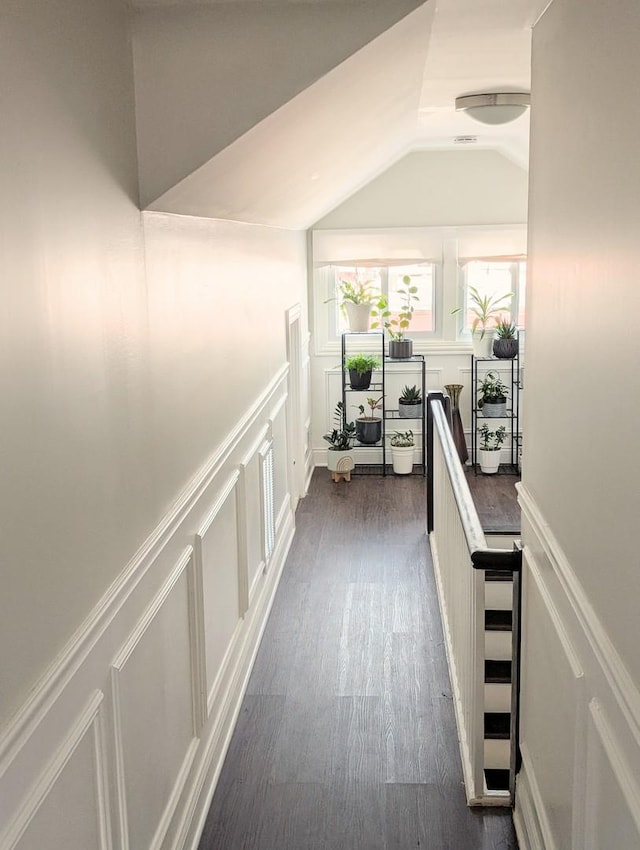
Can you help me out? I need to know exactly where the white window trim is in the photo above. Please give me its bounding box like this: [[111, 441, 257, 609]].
[[455, 259, 526, 341]]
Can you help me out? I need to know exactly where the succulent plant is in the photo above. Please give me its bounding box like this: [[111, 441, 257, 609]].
[[495, 319, 517, 339], [400, 384, 422, 403]]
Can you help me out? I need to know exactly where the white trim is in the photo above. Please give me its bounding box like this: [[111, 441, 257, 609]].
[[172, 509, 296, 850], [518, 483, 640, 748], [0, 691, 108, 850], [514, 757, 550, 850], [186, 549, 208, 733], [110, 548, 195, 850], [0, 365, 290, 776], [588, 698, 640, 835], [149, 738, 199, 850]]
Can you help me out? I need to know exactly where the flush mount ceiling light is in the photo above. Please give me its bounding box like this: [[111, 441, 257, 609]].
[[455, 93, 530, 125]]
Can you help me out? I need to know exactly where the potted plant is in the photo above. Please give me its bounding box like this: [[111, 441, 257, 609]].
[[493, 319, 518, 359], [335, 277, 379, 332], [398, 384, 422, 419], [323, 402, 357, 481], [345, 353, 381, 390], [478, 423, 506, 474], [453, 285, 513, 358], [390, 430, 415, 474], [371, 275, 420, 359], [354, 396, 383, 445], [478, 371, 509, 418]]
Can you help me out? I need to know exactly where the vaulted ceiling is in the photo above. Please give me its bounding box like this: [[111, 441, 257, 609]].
[[129, 0, 550, 228]]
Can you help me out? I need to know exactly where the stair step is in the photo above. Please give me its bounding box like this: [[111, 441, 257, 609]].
[[485, 768, 510, 792], [485, 570, 515, 582], [485, 660, 512, 683], [484, 712, 511, 739]]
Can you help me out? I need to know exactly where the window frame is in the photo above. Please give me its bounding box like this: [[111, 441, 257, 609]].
[[456, 259, 526, 338], [317, 261, 443, 353]]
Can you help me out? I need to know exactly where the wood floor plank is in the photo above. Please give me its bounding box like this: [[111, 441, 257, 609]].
[[198, 471, 518, 850]]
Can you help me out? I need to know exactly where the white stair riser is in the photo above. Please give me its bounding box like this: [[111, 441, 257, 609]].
[[485, 581, 513, 610], [484, 737, 511, 769], [485, 683, 512, 713], [485, 630, 512, 661]]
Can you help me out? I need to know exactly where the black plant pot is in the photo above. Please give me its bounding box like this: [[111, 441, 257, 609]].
[[356, 419, 382, 445], [493, 338, 518, 359], [388, 339, 413, 359], [349, 368, 372, 390]]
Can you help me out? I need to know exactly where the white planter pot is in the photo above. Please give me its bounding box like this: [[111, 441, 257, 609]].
[[478, 449, 501, 474], [344, 302, 371, 332], [327, 449, 355, 480], [472, 331, 494, 358], [391, 445, 415, 475]]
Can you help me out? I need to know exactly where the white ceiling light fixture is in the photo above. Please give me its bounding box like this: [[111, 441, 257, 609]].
[[455, 93, 531, 125]]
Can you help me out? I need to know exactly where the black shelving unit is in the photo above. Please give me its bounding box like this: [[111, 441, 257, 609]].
[[470, 347, 521, 474], [340, 332, 426, 476]]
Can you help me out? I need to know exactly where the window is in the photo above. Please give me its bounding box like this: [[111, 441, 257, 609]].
[[460, 260, 526, 331], [330, 263, 438, 338]]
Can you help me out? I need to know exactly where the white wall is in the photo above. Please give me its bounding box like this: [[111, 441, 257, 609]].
[[515, 0, 640, 847], [313, 150, 529, 229], [0, 2, 308, 848], [131, 0, 425, 206]]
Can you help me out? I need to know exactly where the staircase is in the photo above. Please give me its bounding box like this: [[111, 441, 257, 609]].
[[483, 565, 515, 794]]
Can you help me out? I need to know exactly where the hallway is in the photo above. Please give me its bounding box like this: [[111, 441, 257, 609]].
[[198, 472, 518, 849]]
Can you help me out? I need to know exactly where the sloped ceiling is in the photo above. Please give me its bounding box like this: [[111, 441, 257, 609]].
[[131, 0, 551, 228]]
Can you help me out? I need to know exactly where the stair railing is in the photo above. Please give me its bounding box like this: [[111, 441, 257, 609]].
[[426, 392, 522, 804]]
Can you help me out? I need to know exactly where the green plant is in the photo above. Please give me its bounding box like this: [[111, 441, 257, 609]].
[[323, 402, 356, 451], [478, 370, 509, 406], [399, 384, 422, 403], [453, 285, 513, 338], [478, 423, 506, 451], [336, 278, 378, 306], [355, 396, 383, 420], [495, 319, 517, 339], [390, 430, 415, 447], [371, 276, 419, 340], [345, 353, 381, 376]]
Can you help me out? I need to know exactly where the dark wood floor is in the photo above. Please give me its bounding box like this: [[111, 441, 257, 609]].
[[198, 471, 518, 850], [465, 468, 521, 535]]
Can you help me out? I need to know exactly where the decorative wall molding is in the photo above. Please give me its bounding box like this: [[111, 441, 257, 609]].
[[587, 699, 640, 836], [516, 484, 640, 850], [0, 691, 109, 850], [518, 483, 640, 747], [0, 365, 290, 777], [514, 750, 555, 850], [173, 508, 296, 850], [110, 548, 197, 850]]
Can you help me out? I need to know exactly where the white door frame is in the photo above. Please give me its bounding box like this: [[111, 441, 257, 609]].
[[285, 304, 307, 505]]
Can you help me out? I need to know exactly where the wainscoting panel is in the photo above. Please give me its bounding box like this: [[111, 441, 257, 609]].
[[583, 700, 640, 850], [2, 692, 109, 850], [270, 395, 290, 536], [195, 474, 243, 715], [0, 365, 297, 850], [111, 549, 197, 850], [514, 483, 640, 850]]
